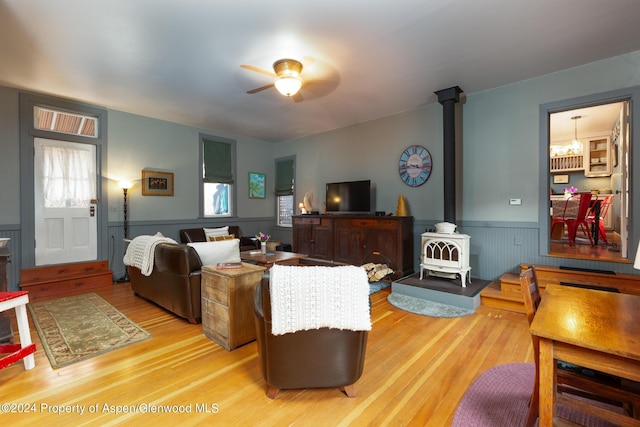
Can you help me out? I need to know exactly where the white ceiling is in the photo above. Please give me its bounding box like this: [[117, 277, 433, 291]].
[[2, 0, 640, 142], [550, 103, 625, 143]]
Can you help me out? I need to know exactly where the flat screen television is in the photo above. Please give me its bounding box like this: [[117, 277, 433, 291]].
[[325, 180, 371, 214]]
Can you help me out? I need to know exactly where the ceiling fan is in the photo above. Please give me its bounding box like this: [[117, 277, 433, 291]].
[[241, 58, 306, 98]]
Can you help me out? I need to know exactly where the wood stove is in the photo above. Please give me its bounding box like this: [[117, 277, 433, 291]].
[[419, 231, 471, 287]]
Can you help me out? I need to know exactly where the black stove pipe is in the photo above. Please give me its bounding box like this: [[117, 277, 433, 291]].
[[435, 86, 463, 224]]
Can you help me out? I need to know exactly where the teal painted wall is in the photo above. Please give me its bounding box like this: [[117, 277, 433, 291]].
[[273, 51, 640, 279], [2, 50, 640, 288], [105, 109, 274, 222]]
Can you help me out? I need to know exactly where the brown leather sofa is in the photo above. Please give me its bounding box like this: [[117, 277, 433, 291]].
[[129, 242, 203, 324], [179, 226, 258, 252], [253, 273, 369, 399]]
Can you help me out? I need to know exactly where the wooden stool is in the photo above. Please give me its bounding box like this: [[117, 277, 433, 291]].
[[0, 292, 35, 370]]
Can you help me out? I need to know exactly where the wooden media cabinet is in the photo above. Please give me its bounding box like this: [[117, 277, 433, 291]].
[[292, 215, 414, 277]]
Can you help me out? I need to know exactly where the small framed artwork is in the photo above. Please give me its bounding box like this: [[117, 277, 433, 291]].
[[142, 170, 174, 196], [553, 174, 569, 184], [248, 172, 265, 199]]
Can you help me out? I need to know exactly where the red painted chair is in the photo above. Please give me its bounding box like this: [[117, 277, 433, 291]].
[[564, 193, 595, 246], [0, 291, 36, 371], [550, 197, 573, 241]]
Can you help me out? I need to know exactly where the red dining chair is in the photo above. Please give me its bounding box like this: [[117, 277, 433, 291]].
[[585, 194, 613, 244], [565, 193, 595, 246], [550, 197, 574, 241]]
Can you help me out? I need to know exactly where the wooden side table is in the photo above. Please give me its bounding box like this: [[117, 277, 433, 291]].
[[201, 263, 266, 351]]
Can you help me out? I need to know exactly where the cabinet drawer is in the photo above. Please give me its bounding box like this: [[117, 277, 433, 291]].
[[202, 298, 230, 326], [376, 219, 398, 228], [351, 219, 376, 227], [202, 276, 229, 305], [294, 217, 320, 225]]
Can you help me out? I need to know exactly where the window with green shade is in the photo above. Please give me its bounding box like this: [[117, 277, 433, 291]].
[[201, 135, 236, 217]]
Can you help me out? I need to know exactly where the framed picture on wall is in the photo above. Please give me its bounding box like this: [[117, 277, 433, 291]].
[[142, 170, 174, 196], [553, 174, 569, 184], [248, 172, 265, 199]]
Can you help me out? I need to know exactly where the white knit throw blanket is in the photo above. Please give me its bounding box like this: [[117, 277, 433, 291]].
[[269, 264, 372, 336], [123, 234, 177, 276]]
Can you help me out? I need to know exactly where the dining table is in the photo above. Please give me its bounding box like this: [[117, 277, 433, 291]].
[[530, 284, 640, 427]]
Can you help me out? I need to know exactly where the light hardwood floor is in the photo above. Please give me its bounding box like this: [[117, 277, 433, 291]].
[[1, 283, 533, 426]]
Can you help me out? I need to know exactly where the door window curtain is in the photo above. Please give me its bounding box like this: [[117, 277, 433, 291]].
[[275, 158, 294, 196], [41, 145, 95, 208], [203, 138, 234, 184]]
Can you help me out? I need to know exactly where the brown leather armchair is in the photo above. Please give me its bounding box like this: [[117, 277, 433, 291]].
[[253, 273, 369, 399]]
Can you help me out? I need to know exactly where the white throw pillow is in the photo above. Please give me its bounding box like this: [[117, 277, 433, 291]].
[[188, 239, 240, 266], [203, 226, 230, 240]]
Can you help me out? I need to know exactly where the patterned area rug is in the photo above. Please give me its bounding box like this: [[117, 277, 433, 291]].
[[387, 292, 474, 318], [451, 363, 622, 427], [27, 293, 151, 369]]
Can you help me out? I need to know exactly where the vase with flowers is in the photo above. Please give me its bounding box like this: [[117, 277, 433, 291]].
[[256, 232, 270, 254], [563, 186, 578, 199]]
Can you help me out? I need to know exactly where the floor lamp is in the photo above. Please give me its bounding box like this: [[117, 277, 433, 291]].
[[115, 181, 133, 283]]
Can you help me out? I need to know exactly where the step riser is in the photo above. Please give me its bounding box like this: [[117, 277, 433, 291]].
[[20, 260, 112, 301], [480, 263, 640, 312]]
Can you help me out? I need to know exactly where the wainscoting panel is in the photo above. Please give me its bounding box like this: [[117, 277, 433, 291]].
[[3, 219, 635, 290], [413, 220, 636, 282]]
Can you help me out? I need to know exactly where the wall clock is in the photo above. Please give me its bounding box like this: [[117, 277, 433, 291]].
[[398, 145, 432, 187]]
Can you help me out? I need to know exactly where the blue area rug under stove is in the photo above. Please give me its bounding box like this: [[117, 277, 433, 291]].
[[387, 292, 474, 318]]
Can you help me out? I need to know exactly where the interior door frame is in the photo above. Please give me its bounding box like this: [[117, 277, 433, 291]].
[[19, 92, 109, 268], [538, 86, 640, 262]]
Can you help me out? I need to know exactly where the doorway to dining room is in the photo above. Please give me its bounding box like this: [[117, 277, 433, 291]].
[[548, 101, 628, 262]]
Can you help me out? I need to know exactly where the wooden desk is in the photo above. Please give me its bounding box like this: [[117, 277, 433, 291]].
[[530, 284, 640, 426], [240, 250, 308, 269]]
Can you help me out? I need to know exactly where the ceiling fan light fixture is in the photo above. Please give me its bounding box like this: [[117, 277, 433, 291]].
[[273, 59, 303, 96], [275, 75, 302, 96]]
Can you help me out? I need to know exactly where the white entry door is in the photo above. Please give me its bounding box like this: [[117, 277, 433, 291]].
[[34, 138, 98, 266]]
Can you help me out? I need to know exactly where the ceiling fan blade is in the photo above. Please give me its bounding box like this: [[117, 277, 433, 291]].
[[300, 56, 315, 69], [241, 64, 276, 77], [246, 83, 275, 94], [292, 92, 304, 103]]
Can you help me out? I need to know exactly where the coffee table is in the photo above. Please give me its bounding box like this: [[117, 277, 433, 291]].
[[240, 250, 308, 269]]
